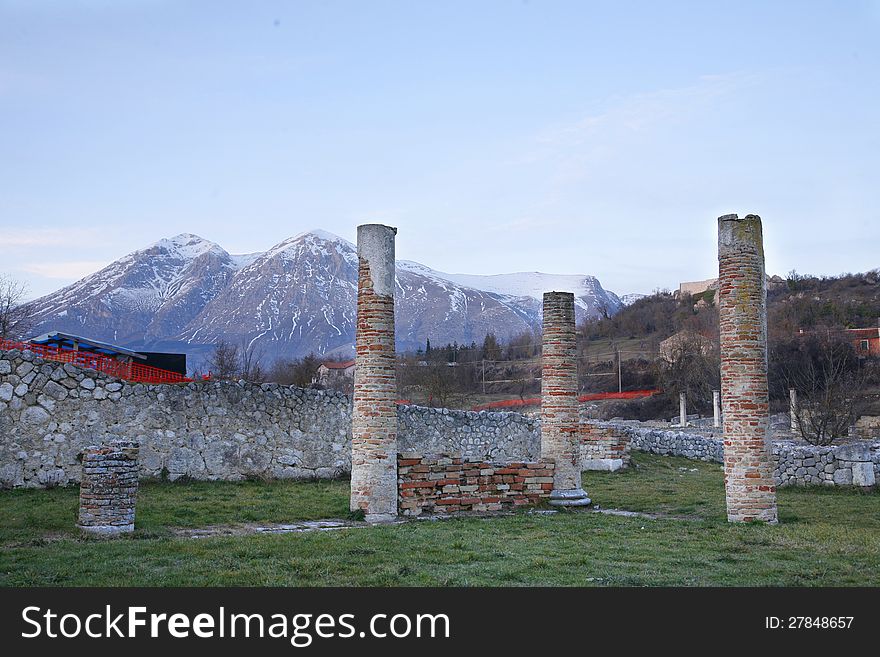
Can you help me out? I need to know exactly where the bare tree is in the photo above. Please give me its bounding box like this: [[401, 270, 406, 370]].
[[269, 353, 323, 388], [779, 331, 867, 445], [0, 274, 35, 340], [205, 338, 269, 382], [207, 340, 241, 380], [238, 338, 266, 383], [658, 331, 720, 415]]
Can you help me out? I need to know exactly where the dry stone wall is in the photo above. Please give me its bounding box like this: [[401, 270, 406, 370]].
[[4, 349, 875, 491], [0, 349, 538, 488], [618, 423, 878, 488]]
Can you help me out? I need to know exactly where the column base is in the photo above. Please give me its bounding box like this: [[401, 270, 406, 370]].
[[78, 524, 134, 535], [582, 458, 626, 472], [548, 488, 592, 507], [364, 513, 398, 524]]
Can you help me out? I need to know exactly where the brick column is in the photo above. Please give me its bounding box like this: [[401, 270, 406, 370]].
[[718, 213, 778, 523], [77, 439, 139, 535], [541, 292, 591, 507], [350, 224, 398, 521]]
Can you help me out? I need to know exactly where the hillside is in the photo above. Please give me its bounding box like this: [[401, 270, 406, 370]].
[[581, 271, 880, 345]]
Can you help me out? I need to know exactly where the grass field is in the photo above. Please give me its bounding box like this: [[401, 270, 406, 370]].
[[1, 453, 878, 586]]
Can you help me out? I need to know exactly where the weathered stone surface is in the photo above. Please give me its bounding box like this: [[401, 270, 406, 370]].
[[398, 454, 554, 516], [620, 422, 879, 489], [541, 291, 589, 506], [78, 439, 139, 534], [43, 380, 69, 401], [19, 405, 50, 428], [350, 223, 399, 520], [1, 349, 540, 489], [718, 213, 778, 523], [852, 462, 876, 487]]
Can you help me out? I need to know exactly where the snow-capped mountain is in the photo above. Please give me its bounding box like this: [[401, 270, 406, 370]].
[[24, 230, 623, 366], [25, 234, 240, 346]]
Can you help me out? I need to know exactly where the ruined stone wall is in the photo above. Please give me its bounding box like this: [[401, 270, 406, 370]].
[[618, 424, 879, 488], [853, 416, 880, 440], [7, 348, 874, 491], [397, 453, 554, 517], [0, 349, 538, 488], [580, 421, 632, 470], [78, 439, 139, 534]]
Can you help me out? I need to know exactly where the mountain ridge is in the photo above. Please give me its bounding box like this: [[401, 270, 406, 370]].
[[24, 230, 624, 367]]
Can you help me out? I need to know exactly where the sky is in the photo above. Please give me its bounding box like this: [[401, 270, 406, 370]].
[[2, 0, 879, 300]]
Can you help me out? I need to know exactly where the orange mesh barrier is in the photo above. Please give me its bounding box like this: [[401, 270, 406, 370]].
[[471, 389, 659, 412]]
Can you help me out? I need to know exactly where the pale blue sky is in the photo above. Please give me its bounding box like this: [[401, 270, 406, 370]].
[[2, 0, 879, 299]]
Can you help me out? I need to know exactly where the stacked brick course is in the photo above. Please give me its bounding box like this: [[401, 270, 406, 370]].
[[580, 421, 631, 471], [398, 453, 555, 516], [541, 292, 590, 506], [77, 439, 139, 534], [718, 213, 778, 523], [350, 224, 399, 521]]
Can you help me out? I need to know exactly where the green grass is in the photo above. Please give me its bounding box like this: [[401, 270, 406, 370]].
[[0, 478, 351, 545], [1, 454, 878, 586]]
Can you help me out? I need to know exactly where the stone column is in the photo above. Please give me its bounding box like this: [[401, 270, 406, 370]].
[[718, 214, 778, 523], [78, 439, 139, 535], [679, 392, 687, 426], [541, 292, 591, 507], [713, 390, 721, 428], [350, 224, 398, 522], [789, 388, 798, 434]]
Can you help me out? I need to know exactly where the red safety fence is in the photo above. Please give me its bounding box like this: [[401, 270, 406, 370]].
[[471, 389, 659, 412], [0, 337, 192, 385]]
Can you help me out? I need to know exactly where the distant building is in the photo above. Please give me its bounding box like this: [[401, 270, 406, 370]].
[[847, 327, 880, 358], [678, 275, 784, 298], [659, 330, 714, 362], [28, 331, 187, 377], [316, 359, 356, 386], [29, 331, 146, 364], [678, 278, 718, 297]]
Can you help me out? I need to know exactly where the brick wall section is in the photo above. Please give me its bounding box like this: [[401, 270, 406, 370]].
[[77, 439, 139, 534], [398, 453, 555, 517], [580, 421, 631, 465], [541, 292, 588, 505], [350, 224, 399, 520], [718, 214, 778, 523]]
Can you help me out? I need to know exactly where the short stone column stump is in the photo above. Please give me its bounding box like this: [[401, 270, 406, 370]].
[[77, 439, 140, 535]]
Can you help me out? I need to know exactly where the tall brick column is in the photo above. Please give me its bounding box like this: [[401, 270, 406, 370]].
[[78, 439, 139, 535], [350, 224, 398, 521], [718, 214, 778, 523], [541, 292, 591, 507]]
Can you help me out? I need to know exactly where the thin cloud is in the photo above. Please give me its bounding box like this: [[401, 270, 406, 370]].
[[20, 260, 109, 280], [0, 228, 106, 248]]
